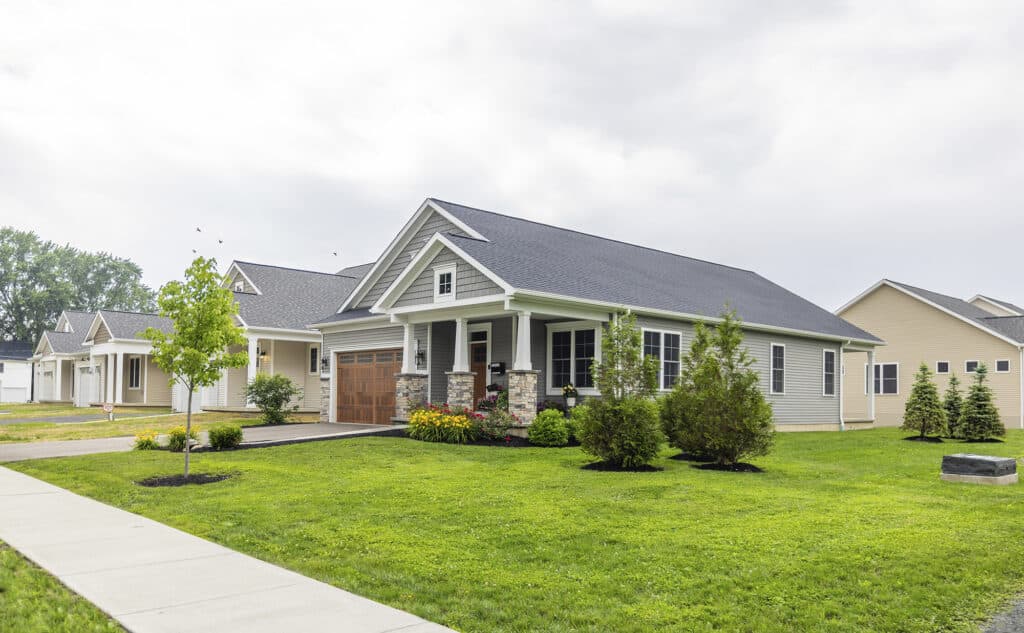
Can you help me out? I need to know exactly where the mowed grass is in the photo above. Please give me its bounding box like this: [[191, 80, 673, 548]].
[[10, 429, 1024, 632], [0, 412, 319, 443], [0, 403, 165, 420], [0, 541, 122, 632]]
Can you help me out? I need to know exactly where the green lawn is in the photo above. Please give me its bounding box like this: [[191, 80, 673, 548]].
[[0, 541, 122, 632], [0, 403, 167, 420], [9, 429, 1024, 632]]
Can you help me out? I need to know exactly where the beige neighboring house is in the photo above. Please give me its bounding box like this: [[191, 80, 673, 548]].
[[837, 280, 1024, 429], [32, 310, 95, 403]]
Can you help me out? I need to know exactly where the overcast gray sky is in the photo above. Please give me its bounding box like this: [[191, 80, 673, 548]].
[[2, 1, 1021, 311]]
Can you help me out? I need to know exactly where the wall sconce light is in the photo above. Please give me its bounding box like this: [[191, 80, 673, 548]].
[[320, 356, 330, 373]]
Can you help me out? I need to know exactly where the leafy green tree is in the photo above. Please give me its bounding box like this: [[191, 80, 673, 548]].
[[959, 364, 1005, 441], [143, 257, 248, 477], [663, 311, 774, 466], [0, 227, 155, 343], [900, 363, 946, 438], [943, 374, 965, 439], [577, 311, 663, 468], [245, 373, 301, 424]]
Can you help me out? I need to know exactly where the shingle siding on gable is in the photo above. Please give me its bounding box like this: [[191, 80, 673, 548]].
[[635, 315, 841, 425], [356, 211, 466, 309], [392, 247, 503, 308], [92, 322, 112, 344], [230, 271, 257, 294]]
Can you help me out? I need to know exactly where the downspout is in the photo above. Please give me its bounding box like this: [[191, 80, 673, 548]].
[[839, 341, 849, 431]]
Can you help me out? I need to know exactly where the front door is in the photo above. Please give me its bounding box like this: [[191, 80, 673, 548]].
[[470, 342, 488, 407]]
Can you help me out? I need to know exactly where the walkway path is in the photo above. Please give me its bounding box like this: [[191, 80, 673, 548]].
[[0, 423, 405, 462], [0, 466, 452, 633]]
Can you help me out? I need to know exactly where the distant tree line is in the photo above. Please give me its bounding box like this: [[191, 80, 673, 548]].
[[0, 227, 156, 343]]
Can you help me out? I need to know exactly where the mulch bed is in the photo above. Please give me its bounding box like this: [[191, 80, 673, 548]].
[[581, 461, 664, 472], [903, 436, 944, 443], [961, 438, 1006, 443], [671, 452, 717, 462], [136, 473, 233, 487], [693, 462, 764, 473]]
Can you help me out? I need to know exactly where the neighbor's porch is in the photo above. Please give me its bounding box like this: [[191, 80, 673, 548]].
[[204, 332, 322, 413], [86, 342, 171, 408]]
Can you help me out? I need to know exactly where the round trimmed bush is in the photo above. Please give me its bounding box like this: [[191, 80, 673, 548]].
[[576, 398, 663, 468], [528, 409, 570, 447], [167, 426, 199, 452], [208, 424, 243, 450]]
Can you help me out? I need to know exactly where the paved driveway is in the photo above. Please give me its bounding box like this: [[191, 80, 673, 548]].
[[0, 423, 404, 462]]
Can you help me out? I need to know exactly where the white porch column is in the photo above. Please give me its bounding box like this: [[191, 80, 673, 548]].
[[402, 322, 417, 374], [246, 337, 258, 408], [867, 349, 876, 422], [106, 353, 115, 403], [54, 359, 64, 402], [514, 311, 533, 371], [143, 355, 149, 403], [452, 318, 469, 372], [114, 352, 124, 404]]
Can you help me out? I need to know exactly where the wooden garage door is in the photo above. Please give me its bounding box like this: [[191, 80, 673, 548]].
[[336, 349, 402, 425]]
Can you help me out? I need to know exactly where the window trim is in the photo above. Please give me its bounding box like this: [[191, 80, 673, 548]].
[[433, 264, 456, 303], [822, 349, 836, 397], [965, 360, 979, 373], [995, 359, 1011, 373], [546, 321, 602, 396], [935, 361, 950, 374], [641, 328, 683, 391], [865, 362, 899, 395], [768, 343, 786, 395], [308, 344, 320, 375], [127, 355, 142, 390]]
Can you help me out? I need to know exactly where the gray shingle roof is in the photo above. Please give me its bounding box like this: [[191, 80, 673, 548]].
[[312, 307, 378, 326], [0, 341, 33, 361], [99, 310, 173, 340], [427, 199, 880, 342], [63, 310, 97, 335], [233, 262, 363, 330], [337, 263, 374, 280], [43, 331, 87, 355], [887, 280, 1024, 344], [976, 295, 1024, 315]]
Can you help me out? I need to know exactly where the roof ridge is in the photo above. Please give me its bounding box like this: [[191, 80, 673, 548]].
[[100, 309, 163, 317], [234, 260, 342, 277], [430, 198, 758, 276]]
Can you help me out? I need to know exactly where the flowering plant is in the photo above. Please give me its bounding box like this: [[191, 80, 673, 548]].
[[562, 383, 579, 399], [407, 404, 482, 443]]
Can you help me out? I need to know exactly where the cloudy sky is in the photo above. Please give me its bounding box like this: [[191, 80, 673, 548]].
[[1, 1, 1021, 311]]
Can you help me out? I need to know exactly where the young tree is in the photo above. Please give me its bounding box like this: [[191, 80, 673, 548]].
[[144, 257, 248, 478], [900, 363, 946, 438], [577, 311, 663, 468], [943, 374, 964, 439], [959, 364, 1005, 441], [663, 311, 774, 466]]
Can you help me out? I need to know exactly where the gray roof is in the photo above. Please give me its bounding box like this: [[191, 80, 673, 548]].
[[98, 310, 173, 340], [337, 263, 374, 280], [976, 295, 1024, 315], [233, 262, 363, 330], [424, 199, 880, 342], [312, 307, 379, 326], [42, 331, 87, 355], [0, 341, 33, 361], [887, 280, 1024, 344], [63, 310, 97, 335]]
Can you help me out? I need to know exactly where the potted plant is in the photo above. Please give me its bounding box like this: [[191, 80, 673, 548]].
[[562, 383, 579, 408]]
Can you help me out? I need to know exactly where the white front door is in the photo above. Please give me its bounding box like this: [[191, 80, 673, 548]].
[[76, 366, 96, 407]]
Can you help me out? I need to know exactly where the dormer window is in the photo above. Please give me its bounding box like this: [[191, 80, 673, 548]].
[[234, 280, 245, 292], [433, 265, 456, 302]]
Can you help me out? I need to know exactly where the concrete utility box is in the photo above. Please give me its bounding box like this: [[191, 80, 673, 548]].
[[940, 454, 1018, 485]]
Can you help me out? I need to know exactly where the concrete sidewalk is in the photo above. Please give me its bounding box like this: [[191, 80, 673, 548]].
[[0, 466, 453, 633], [0, 423, 406, 462]]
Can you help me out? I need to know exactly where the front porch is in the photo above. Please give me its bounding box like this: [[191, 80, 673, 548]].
[[86, 343, 172, 408]]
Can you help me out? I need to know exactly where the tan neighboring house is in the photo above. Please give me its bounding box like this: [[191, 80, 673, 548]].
[[837, 280, 1024, 429], [32, 310, 95, 403]]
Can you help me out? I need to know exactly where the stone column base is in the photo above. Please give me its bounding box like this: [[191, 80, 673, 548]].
[[395, 373, 429, 421], [319, 377, 331, 423], [445, 371, 476, 410], [508, 370, 540, 424]]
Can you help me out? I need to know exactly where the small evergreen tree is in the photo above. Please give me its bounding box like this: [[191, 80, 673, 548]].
[[943, 374, 964, 439], [245, 373, 301, 424], [900, 363, 946, 438], [959, 364, 1004, 441], [661, 322, 713, 457]]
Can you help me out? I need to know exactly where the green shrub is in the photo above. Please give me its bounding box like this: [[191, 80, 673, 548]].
[[407, 404, 481, 443], [245, 373, 301, 424], [565, 406, 584, 442], [577, 398, 663, 468], [478, 408, 518, 441], [167, 425, 199, 452], [133, 429, 160, 451], [960, 364, 1004, 441], [528, 409, 570, 446], [901, 363, 947, 438], [208, 424, 243, 450], [944, 374, 965, 439]]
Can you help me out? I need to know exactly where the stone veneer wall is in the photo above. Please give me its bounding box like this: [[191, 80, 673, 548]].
[[395, 373, 428, 421], [319, 377, 330, 423], [508, 370, 539, 424], [445, 372, 476, 409]]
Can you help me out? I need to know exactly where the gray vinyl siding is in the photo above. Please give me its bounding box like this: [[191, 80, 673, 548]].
[[323, 326, 404, 353], [393, 247, 503, 308], [430, 321, 454, 402], [230, 271, 258, 294], [357, 211, 466, 309], [635, 315, 841, 425]]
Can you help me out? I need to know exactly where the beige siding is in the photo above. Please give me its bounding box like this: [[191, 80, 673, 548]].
[[356, 211, 465, 309], [92, 322, 112, 344], [303, 343, 322, 409], [226, 344, 248, 407], [145, 357, 172, 405], [270, 340, 312, 408], [392, 246, 503, 308], [840, 284, 1021, 428]]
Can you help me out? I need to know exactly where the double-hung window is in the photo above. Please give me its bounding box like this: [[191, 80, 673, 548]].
[[433, 265, 456, 302], [770, 344, 785, 394], [936, 361, 949, 374], [643, 330, 681, 389], [309, 345, 320, 374], [547, 322, 600, 394], [866, 363, 898, 394], [128, 356, 142, 390], [822, 349, 836, 396]]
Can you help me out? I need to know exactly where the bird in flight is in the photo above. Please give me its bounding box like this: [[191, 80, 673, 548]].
[[196, 227, 202, 232]]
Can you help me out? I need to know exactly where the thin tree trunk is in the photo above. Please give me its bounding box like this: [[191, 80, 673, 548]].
[[185, 386, 192, 479]]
